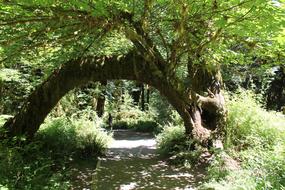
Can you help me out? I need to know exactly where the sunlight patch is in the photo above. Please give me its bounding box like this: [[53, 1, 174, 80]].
[[119, 182, 137, 190]]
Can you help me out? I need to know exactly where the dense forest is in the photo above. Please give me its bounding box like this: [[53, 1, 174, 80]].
[[0, 0, 284, 189]]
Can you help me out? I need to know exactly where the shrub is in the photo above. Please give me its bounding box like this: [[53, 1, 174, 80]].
[[37, 117, 78, 156], [225, 91, 283, 149], [133, 120, 158, 133], [38, 112, 112, 157], [156, 123, 186, 156], [203, 90, 285, 190], [109, 105, 159, 132], [71, 115, 112, 156], [0, 140, 71, 190], [156, 123, 202, 167], [104, 91, 160, 133], [0, 112, 112, 189]]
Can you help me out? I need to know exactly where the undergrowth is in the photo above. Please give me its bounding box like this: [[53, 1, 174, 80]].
[[105, 92, 159, 133], [0, 111, 112, 190], [155, 90, 285, 189], [111, 108, 158, 132], [156, 123, 202, 167], [0, 115, 12, 127], [202, 91, 285, 190], [38, 112, 112, 157]]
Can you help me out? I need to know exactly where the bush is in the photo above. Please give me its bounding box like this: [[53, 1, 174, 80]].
[[0, 112, 112, 189], [156, 123, 186, 156], [225, 91, 283, 149], [103, 90, 160, 133], [37, 117, 78, 156], [156, 123, 201, 167], [38, 112, 112, 157], [133, 120, 158, 132], [203, 90, 285, 190], [72, 115, 112, 156], [0, 139, 71, 190], [108, 102, 159, 133]]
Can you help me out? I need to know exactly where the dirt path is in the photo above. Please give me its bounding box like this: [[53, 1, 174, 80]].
[[91, 130, 206, 190]]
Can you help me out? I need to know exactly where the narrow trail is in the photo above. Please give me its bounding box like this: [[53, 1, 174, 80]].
[[92, 129, 206, 190]]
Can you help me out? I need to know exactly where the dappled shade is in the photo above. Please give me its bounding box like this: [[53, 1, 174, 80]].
[[70, 130, 206, 189]]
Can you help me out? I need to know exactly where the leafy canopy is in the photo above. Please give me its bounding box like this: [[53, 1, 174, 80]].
[[0, 0, 284, 73]]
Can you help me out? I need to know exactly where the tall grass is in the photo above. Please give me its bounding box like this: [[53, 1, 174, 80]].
[[0, 111, 112, 189], [156, 123, 186, 156], [156, 123, 202, 167], [203, 91, 285, 190], [38, 113, 112, 157]]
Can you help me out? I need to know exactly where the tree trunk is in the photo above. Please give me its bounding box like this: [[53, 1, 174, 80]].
[[187, 61, 227, 147], [141, 83, 145, 111], [96, 80, 107, 117], [145, 84, 150, 110], [132, 82, 141, 106], [266, 66, 285, 111], [1, 52, 195, 139]]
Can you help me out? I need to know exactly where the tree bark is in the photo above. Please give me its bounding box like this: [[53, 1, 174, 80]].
[[187, 60, 227, 147], [96, 80, 107, 117], [266, 66, 285, 111], [1, 52, 195, 139], [132, 82, 141, 106], [146, 84, 150, 110], [141, 83, 145, 111]]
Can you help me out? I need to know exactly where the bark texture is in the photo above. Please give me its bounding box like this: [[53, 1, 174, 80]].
[[96, 80, 107, 117], [1, 52, 195, 139], [2, 50, 227, 148], [187, 62, 227, 147]]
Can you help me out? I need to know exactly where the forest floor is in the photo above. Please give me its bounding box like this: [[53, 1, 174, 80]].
[[70, 129, 207, 190]]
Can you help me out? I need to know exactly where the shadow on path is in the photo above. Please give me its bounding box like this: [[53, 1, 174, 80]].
[[91, 129, 206, 190]]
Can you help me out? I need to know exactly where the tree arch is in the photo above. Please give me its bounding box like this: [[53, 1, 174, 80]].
[[2, 51, 196, 140], [0, 0, 282, 149]]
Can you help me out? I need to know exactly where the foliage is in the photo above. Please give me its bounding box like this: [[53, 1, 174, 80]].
[[222, 63, 285, 111], [150, 90, 184, 126], [0, 0, 285, 188], [71, 114, 112, 156], [265, 66, 285, 111], [225, 90, 284, 149], [0, 115, 12, 127], [0, 139, 71, 190], [203, 90, 285, 189], [156, 123, 202, 167], [38, 111, 112, 157], [0, 66, 43, 114], [105, 90, 159, 132], [111, 107, 158, 132], [0, 112, 112, 189], [156, 123, 186, 155], [0, 0, 283, 85]]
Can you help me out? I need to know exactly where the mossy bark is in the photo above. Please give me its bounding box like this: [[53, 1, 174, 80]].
[[187, 62, 227, 147], [2, 51, 227, 148], [1, 52, 194, 139]]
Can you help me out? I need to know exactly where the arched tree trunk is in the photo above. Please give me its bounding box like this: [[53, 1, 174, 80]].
[[1, 52, 195, 139]]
